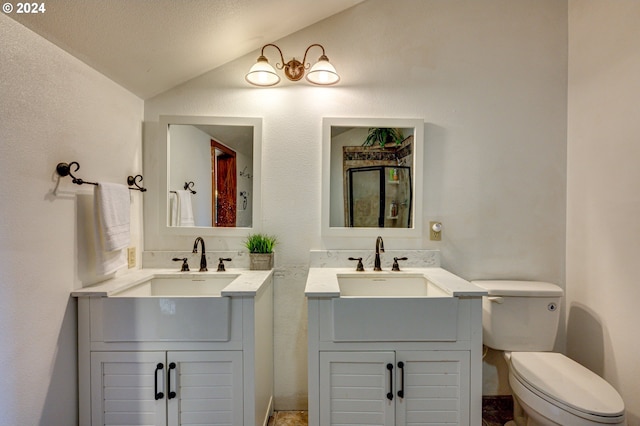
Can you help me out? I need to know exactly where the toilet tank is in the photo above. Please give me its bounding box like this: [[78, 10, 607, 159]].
[[472, 280, 563, 352]]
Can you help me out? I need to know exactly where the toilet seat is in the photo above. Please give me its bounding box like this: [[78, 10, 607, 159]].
[[510, 352, 625, 423]]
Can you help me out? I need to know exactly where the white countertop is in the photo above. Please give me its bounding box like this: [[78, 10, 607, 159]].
[[71, 268, 273, 297], [304, 267, 488, 298]]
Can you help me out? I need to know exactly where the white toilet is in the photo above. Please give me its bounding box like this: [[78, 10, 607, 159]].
[[473, 280, 626, 426]]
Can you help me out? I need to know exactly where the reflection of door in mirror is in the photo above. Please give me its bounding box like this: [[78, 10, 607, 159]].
[[212, 140, 236, 227], [167, 122, 254, 228]]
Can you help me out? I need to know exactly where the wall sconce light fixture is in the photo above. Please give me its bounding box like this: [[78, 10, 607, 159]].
[[245, 43, 340, 87]]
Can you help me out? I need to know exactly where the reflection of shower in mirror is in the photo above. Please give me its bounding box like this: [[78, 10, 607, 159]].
[[322, 117, 424, 237]]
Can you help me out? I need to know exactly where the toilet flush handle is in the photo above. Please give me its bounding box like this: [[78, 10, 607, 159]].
[[488, 296, 504, 304]]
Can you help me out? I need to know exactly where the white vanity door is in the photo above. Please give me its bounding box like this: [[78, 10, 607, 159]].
[[320, 351, 395, 426], [91, 351, 167, 426], [395, 350, 470, 426], [166, 351, 243, 426], [90, 351, 243, 426]]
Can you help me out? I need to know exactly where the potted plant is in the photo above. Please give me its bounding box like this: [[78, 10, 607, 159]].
[[363, 127, 405, 147], [244, 233, 277, 270]]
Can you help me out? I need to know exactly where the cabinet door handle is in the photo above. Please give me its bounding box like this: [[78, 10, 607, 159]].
[[154, 363, 164, 400], [386, 363, 394, 401], [167, 362, 177, 399], [397, 361, 405, 398]]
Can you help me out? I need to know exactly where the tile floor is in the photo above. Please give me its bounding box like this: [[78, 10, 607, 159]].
[[267, 411, 308, 426], [482, 395, 514, 425], [268, 396, 513, 425]]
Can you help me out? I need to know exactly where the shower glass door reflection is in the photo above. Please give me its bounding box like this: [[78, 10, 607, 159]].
[[347, 166, 412, 228]]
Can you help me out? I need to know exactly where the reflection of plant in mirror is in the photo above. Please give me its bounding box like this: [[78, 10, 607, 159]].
[[363, 128, 405, 147], [244, 233, 278, 253]]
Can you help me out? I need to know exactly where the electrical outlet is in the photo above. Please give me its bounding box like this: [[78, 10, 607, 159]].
[[430, 221, 442, 241], [127, 247, 136, 268]]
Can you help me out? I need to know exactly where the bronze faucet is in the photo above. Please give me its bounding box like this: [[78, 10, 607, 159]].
[[374, 236, 385, 271], [192, 237, 208, 272]]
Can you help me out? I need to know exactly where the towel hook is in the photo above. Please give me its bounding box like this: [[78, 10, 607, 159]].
[[184, 181, 196, 194], [56, 161, 97, 186], [128, 175, 147, 192]]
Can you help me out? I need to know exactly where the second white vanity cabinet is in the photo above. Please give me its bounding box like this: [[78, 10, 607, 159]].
[[320, 350, 470, 425], [305, 259, 487, 426]]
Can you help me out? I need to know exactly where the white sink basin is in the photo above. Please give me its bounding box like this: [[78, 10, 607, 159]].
[[112, 275, 239, 297], [100, 274, 238, 342], [337, 273, 451, 297], [332, 272, 457, 342], [306, 266, 488, 343]]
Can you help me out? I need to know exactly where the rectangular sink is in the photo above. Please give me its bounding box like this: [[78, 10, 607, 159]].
[[112, 275, 239, 297], [332, 273, 458, 342], [337, 274, 450, 297], [98, 274, 237, 342]]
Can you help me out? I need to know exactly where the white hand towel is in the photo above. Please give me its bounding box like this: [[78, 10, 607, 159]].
[[94, 183, 130, 275], [95, 183, 131, 250], [169, 192, 179, 226], [93, 236, 127, 276], [176, 190, 195, 227]]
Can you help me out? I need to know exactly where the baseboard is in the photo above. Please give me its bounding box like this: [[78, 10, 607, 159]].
[[262, 396, 275, 426]]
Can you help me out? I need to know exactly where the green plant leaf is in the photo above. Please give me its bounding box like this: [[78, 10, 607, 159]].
[[363, 128, 405, 147], [244, 233, 278, 253]]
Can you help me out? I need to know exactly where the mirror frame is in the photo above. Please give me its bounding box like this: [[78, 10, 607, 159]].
[[322, 117, 424, 238], [158, 115, 262, 237]]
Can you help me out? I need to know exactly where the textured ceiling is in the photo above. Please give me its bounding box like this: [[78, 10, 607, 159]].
[[9, 0, 362, 99]]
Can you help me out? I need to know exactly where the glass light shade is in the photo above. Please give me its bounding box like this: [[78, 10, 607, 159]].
[[306, 58, 340, 85], [245, 57, 280, 86]]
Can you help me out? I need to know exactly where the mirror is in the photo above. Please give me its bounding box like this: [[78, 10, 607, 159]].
[[159, 115, 262, 236], [322, 117, 424, 238]]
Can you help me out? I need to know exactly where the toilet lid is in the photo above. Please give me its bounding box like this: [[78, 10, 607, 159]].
[[510, 352, 625, 417], [472, 280, 563, 297]]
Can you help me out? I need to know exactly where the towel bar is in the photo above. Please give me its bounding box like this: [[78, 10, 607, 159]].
[[170, 182, 196, 195], [56, 161, 147, 192]]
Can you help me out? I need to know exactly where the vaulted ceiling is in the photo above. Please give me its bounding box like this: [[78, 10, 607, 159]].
[[9, 0, 363, 99]]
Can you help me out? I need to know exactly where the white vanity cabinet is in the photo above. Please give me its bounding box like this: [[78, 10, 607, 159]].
[[319, 350, 470, 426], [305, 263, 487, 426], [90, 351, 243, 426], [73, 269, 274, 426]]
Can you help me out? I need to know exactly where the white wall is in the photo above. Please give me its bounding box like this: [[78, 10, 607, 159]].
[[567, 1, 640, 422], [169, 125, 213, 225], [145, 0, 567, 408], [0, 14, 143, 425]]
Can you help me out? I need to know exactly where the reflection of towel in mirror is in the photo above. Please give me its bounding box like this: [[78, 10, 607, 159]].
[[94, 183, 130, 275], [169, 192, 179, 226], [170, 190, 195, 227]]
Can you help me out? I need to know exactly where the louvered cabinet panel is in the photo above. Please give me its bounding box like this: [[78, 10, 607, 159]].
[[396, 351, 470, 426], [91, 351, 167, 426], [91, 351, 243, 426], [319, 351, 470, 426], [320, 351, 395, 426], [167, 351, 243, 426]]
